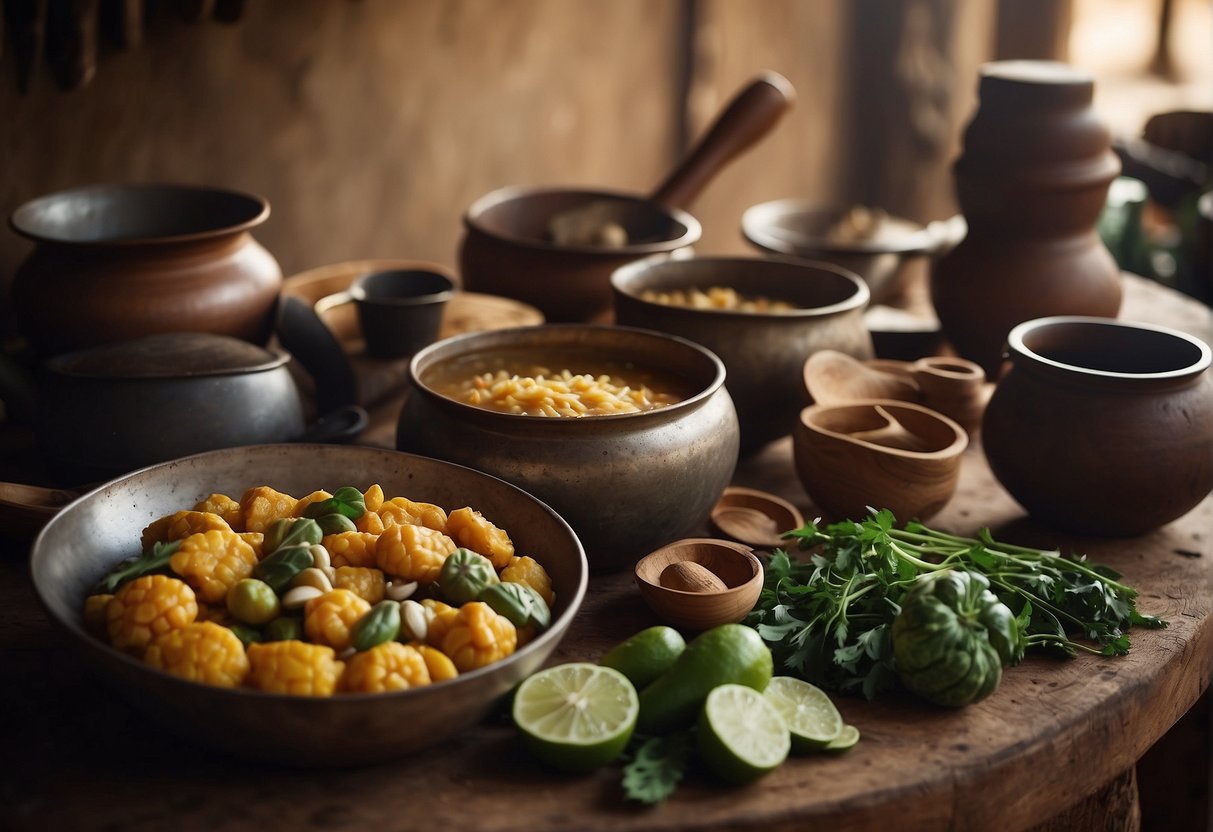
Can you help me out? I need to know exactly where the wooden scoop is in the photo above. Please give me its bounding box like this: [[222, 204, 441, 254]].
[[803, 349, 922, 405], [547, 71, 795, 246]]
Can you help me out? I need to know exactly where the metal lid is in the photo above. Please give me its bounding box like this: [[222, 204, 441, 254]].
[[47, 332, 289, 379]]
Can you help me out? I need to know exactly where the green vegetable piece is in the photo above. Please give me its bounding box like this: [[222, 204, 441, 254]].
[[891, 569, 1019, 707], [316, 513, 358, 536], [480, 581, 550, 630], [301, 487, 366, 521], [352, 600, 401, 652], [94, 540, 183, 594], [228, 623, 262, 647], [226, 578, 282, 626], [621, 732, 692, 805], [438, 548, 499, 606], [253, 545, 316, 594], [263, 616, 303, 642], [262, 517, 323, 556]]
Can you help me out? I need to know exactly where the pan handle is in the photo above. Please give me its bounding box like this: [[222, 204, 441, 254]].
[[649, 71, 795, 211], [294, 404, 369, 444]]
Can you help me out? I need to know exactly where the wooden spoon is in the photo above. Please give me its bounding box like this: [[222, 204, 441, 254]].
[[803, 349, 922, 405], [547, 72, 795, 245], [710, 486, 805, 548]]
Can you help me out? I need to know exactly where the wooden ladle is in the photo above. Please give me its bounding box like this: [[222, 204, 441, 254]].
[[803, 349, 922, 405]]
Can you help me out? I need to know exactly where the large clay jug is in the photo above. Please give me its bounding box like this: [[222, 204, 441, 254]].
[[9, 183, 282, 355], [932, 61, 1123, 376]]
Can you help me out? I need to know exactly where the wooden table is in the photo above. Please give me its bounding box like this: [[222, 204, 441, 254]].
[[1, 275, 1210, 831]]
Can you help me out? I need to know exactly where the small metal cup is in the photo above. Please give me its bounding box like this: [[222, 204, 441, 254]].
[[317, 267, 455, 359]]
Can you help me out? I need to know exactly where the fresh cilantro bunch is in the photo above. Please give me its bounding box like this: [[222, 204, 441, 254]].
[[745, 509, 1167, 699]]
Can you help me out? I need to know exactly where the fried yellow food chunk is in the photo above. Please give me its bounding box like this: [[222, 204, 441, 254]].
[[144, 621, 250, 687], [421, 599, 459, 648], [376, 524, 457, 584], [238, 532, 265, 560], [500, 555, 555, 607], [363, 484, 386, 513], [194, 602, 235, 626], [355, 509, 386, 535], [439, 601, 517, 672], [379, 497, 448, 533], [292, 489, 333, 518], [245, 640, 344, 696], [169, 529, 259, 605], [192, 494, 244, 531], [332, 566, 386, 604], [106, 575, 198, 655], [140, 510, 232, 551], [239, 486, 298, 534], [323, 532, 378, 569], [446, 507, 514, 569], [303, 588, 372, 651], [413, 643, 459, 682], [341, 642, 432, 693]]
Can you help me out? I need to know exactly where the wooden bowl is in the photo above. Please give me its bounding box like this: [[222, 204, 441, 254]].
[[794, 400, 968, 523], [709, 486, 805, 548], [29, 444, 588, 765], [634, 538, 763, 632]]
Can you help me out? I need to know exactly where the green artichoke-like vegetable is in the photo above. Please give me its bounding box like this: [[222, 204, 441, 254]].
[[438, 548, 499, 605], [891, 569, 1022, 707]]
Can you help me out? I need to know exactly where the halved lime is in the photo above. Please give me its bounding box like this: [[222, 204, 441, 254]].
[[697, 683, 790, 784], [512, 662, 639, 773], [824, 723, 861, 752], [762, 676, 845, 752], [600, 625, 686, 689]]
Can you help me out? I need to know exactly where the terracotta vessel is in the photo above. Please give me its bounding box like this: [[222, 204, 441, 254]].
[[9, 183, 282, 354], [982, 316, 1213, 536], [931, 61, 1123, 376], [794, 400, 968, 523]]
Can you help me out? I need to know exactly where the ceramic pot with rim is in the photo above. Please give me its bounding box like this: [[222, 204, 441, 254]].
[[931, 61, 1123, 377], [982, 316, 1213, 536], [9, 183, 282, 355]]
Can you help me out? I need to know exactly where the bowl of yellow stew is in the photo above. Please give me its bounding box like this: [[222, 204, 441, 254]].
[[30, 444, 587, 765], [396, 324, 741, 571]]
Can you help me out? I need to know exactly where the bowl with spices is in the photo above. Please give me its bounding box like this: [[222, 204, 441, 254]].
[[611, 254, 874, 454], [396, 324, 740, 571], [30, 443, 587, 765]]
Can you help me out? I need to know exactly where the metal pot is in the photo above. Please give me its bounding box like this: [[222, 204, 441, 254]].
[[2, 332, 364, 480]]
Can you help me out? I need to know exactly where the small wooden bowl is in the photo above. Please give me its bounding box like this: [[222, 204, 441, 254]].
[[634, 538, 763, 632], [710, 486, 805, 548]]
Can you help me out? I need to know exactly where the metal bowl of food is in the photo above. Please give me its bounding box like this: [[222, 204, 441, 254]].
[[29, 444, 587, 765], [396, 324, 741, 571]]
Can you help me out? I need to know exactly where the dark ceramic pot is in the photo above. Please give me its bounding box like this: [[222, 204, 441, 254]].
[[982, 316, 1213, 536], [10, 183, 282, 355]]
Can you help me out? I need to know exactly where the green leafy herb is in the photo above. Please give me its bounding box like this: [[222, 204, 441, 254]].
[[746, 509, 1167, 699], [94, 540, 183, 594], [301, 486, 366, 520], [254, 545, 316, 593], [621, 731, 692, 806], [263, 517, 324, 556]]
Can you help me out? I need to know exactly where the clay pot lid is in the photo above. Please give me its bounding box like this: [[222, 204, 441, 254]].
[[47, 332, 287, 379], [978, 60, 1095, 106], [710, 487, 805, 549]]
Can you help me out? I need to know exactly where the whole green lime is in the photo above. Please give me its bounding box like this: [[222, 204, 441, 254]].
[[637, 623, 772, 735], [599, 625, 686, 689]]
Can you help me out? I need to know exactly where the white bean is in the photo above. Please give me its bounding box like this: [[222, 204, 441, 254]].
[[385, 580, 418, 602], [399, 600, 429, 642], [282, 585, 324, 610], [309, 544, 331, 570], [291, 567, 333, 593]]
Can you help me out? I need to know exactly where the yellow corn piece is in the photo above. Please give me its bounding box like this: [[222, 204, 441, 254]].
[[82, 593, 113, 637], [303, 588, 371, 651], [106, 575, 198, 655], [240, 486, 299, 533], [245, 640, 344, 696], [144, 621, 250, 688], [341, 642, 432, 693], [192, 494, 244, 531], [500, 555, 555, 607], [413, 643, 459, 682], [293, 489, 333, 518], [421, 599, 458, 648], [446, 507, 514, 569], [195, 602, 234, 626], [140, 510, 232, 551], [379, 497, 448, 533], [323, 532, 378, 569], [169, 529, 259, 604], [363, 484, 385, 513], [239, 532, 265, 560], [376, 524, 457, 584], [439, 601, 517, 672], [355, 509, 386, 535], [332, 566, 386, 604]]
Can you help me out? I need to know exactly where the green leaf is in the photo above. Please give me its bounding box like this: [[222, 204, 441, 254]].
[[95, 540, 183, 594], [621, 732, 691, 805], [301, 486, 366, 520]]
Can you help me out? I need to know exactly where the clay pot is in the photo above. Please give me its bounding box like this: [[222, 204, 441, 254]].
[[396, 324, 740, 571], [931, 61, 1123, 376], [794, 400, 968, 523], [9, 183, 282, 355], [982, 316, 1213, 536]]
